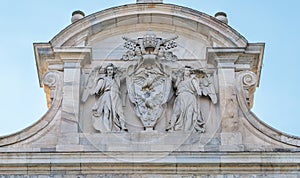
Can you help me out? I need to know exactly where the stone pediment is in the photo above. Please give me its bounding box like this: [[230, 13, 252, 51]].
[[1, 1, 300, 176]]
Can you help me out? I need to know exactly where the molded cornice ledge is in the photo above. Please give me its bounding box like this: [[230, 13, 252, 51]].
[[34, 45, 92, 87], [0, 152, 299, 174], [50, 4, 248, 48], [52, 47, 92, 70], [207, 43, 264, 80], [53, 47, 92, 65]]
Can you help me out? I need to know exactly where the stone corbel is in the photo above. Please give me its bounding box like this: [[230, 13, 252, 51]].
[[43, 71, 63, 108], [236, 71, 258, 109]]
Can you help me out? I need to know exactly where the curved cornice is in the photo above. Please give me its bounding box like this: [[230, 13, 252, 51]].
[[50, 3, 248, 48], [0, 71, 63, 147], [236, 71, 300, 147]]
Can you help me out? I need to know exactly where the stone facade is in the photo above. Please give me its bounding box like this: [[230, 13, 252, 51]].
[[0, 0, 299, 177]]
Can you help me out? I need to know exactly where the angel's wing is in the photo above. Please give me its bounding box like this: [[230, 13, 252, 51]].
[[81, 66, 102, 102], [199, 74, 218, 104]]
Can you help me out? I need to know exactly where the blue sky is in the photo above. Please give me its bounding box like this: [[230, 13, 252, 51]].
[[0, 0, 299, 136]]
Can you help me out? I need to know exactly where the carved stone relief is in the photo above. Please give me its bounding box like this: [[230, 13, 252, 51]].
[[82, 64, 127, 132], [239, 71, 258, 109], [81, 31, 218, 133], [167, 68, 218, 132]]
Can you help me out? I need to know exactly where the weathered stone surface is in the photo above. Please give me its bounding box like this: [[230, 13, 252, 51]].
[[0, 1, 299, 177]]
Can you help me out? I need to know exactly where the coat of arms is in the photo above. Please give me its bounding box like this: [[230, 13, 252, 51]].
[[122, 31, 177, 131], [81, 31, 218, 133]]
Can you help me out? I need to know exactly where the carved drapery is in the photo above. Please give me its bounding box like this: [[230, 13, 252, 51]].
[[81, 33, 218, 133]]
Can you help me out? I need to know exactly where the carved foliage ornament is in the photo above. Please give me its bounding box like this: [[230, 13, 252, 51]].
[[121, 30, 178, 62], [82, 31, 218, 132]]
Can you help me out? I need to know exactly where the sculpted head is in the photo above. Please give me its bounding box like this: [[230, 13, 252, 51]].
[[184, 66, 192, 77], [105, 63, 115, 77]]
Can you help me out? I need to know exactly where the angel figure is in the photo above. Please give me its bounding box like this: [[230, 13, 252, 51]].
[[82, 63, 127, 132], [166, 67, 217, 132]]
